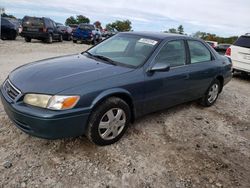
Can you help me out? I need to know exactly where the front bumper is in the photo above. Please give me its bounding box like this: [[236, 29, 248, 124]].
[[0, 87, 90, 139]]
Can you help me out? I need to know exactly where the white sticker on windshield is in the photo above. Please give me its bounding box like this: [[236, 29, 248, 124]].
[[138, 38, 158, 46]]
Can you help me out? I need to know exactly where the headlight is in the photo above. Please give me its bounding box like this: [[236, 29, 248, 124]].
[[24, 94, 51, 108], [23, 94, 79, 110]]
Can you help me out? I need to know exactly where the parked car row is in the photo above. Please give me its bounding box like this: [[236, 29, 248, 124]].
[[1, 16, 118, 44]]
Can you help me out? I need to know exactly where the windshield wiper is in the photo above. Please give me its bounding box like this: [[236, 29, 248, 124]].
[[93, 55, 117, 65], [85, 52, 117, 65]]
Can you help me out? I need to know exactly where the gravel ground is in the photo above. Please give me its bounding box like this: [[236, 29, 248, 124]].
[[0, 37, 249, 188]]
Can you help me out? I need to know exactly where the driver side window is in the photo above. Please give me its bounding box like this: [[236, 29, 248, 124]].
[[155, 40, 186, 67]]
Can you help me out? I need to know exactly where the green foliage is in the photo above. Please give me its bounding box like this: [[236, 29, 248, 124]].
[[65, 16, 77, 25], [167, 28, 177, 33], [177, 25, 184, 34], [105, 20, 132, 32], [65, 15, 90, 25], [76, 15, 90, 24], [165, 25, 184, 34], [1, 12, 16, 19], [192, 31, 238, 44]]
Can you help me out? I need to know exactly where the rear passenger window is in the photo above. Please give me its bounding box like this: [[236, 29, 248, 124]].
[[155, 40, 186, 67], [188, 41, 212, 63]]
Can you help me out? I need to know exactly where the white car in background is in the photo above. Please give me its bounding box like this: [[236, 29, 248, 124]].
[[226, 33, 250, 75]]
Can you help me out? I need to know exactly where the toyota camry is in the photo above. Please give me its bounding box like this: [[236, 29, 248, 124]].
[[0, 32, 232, 145]]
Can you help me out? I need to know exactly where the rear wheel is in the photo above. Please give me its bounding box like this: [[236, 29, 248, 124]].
[[58, 34, 63, 42], [200, 79, 221, 107], [25, 37, 31, 42], [73, 39, 77, 43], [9, 31, 17, 40], [46, 34, 53, 43], [87, 97, 131, 146]]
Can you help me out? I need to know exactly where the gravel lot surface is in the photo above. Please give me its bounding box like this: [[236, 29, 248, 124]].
[[0, 37, 249, 188]]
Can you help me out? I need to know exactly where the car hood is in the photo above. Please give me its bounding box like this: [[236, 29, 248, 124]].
[[9, 54, 133, 94]]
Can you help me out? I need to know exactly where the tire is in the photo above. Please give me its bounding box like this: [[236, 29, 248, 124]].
[[241, 71, 249, 78], [58, 34, 63, 42], [92, 36, 97, 45], [10, 31, 17, 40], [46, 34, 53, 43], [73, 40, 77, 43], [87, 97, 131, 146], [200, 79, 221, 107], [25, 37, 31, 42]]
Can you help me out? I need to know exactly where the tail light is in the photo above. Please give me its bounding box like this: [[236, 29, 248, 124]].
[[225, 47, 231, 56]]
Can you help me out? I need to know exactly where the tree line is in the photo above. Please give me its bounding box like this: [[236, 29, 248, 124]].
[[65, 15, 131, 32], [166, 25, 238, 44], [1, 9, 239, 43]]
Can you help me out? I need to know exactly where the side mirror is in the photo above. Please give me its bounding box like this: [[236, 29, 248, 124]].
[[149, 63, 170, 73]]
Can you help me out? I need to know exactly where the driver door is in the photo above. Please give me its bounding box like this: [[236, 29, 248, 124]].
[[143, 40, 190, 114]]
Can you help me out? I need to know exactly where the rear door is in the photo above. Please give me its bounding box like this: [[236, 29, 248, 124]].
[[184, 40, 218, 99], [51, 20, 60, 38], [231, 36, 250, 72]]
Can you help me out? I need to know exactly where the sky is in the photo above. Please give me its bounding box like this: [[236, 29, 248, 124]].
[[1, 0, 250, 37]]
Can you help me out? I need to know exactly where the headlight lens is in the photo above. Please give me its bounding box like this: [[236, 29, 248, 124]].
[[24, 94, 51, 108], [23, 94, 79, 110]]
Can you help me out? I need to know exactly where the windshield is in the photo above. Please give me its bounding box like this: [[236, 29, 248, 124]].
[[23, 17, 44, 27], [79, 24, 95, 30], [87, 34, 159, 67]]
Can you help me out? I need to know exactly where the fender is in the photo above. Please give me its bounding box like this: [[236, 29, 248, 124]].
[[90, 88, 133, 109]]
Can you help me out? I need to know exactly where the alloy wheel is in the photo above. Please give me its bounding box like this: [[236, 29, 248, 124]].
[[208, 83, 219, 103], [98, 108, 126, 140]]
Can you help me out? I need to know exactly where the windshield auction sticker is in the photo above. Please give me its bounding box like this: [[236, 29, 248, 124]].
[[138, 38, 158, 45]]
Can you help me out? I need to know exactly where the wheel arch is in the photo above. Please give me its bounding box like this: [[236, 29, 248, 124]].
[[90, 89, 135, 123], [215, 75, 224, 93]]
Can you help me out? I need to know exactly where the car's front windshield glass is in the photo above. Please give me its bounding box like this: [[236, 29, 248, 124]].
[[87, 34, 159, 68]]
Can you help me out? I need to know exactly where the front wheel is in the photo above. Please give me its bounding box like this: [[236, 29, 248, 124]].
[[87, 97, 131, 146], [25, 37, 31, 42], [200, 79, 221, 107]]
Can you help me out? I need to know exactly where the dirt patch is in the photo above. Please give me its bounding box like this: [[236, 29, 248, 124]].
[[0, 38, 250, 188]]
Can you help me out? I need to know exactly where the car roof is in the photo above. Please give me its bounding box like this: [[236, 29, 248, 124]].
[[120, 31, 192, 40]]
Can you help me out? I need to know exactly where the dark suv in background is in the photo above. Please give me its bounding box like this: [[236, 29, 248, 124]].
[[21, 16, 63, 43], [72, 23, 101, 44], [1, 17, 19, 40]]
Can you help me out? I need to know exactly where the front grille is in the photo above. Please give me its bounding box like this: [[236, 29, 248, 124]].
[[3, 80, 22, 101]]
